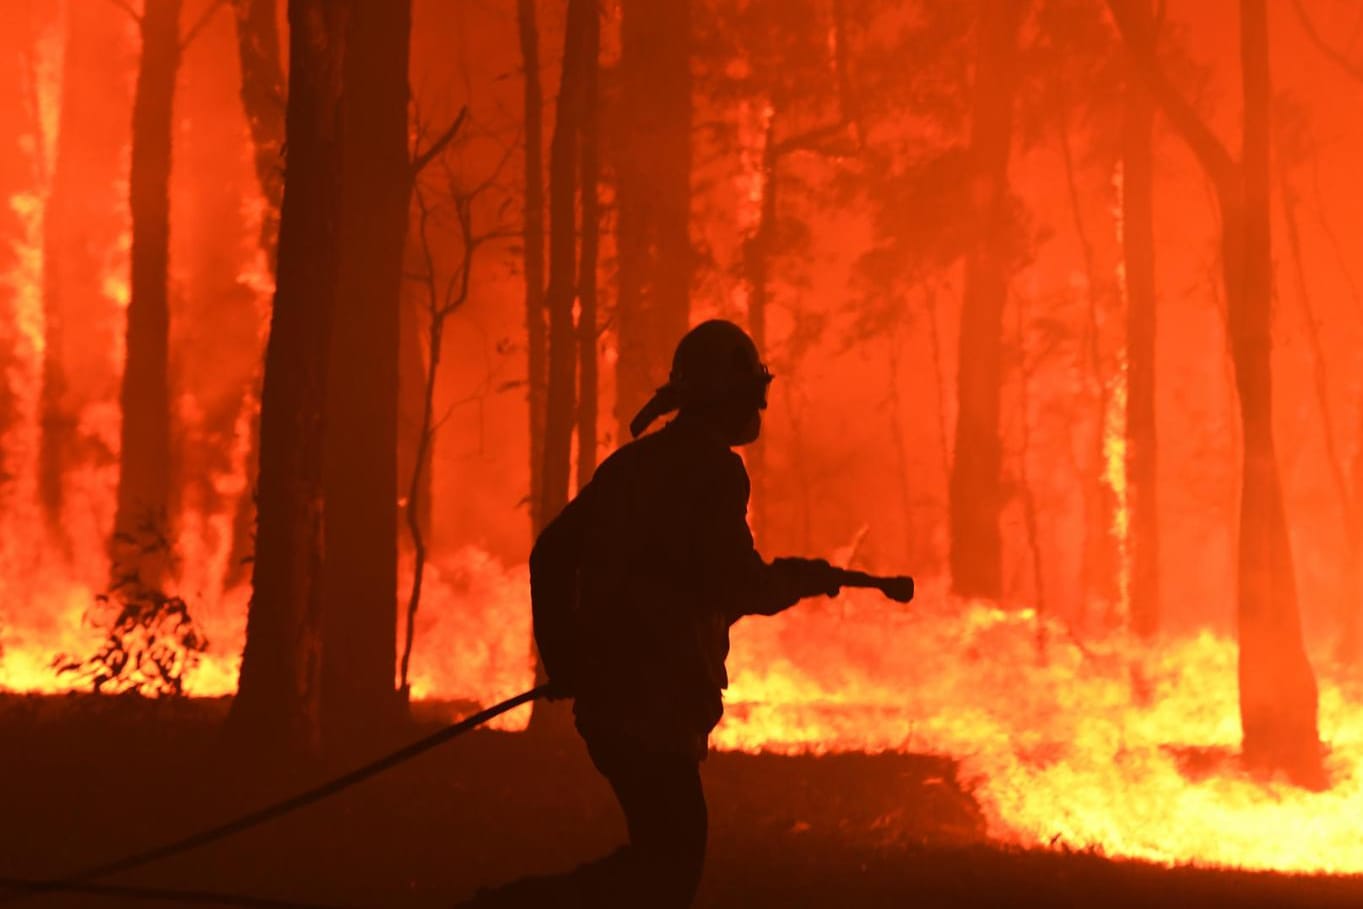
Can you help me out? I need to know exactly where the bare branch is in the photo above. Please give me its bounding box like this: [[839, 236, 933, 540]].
[[1291, 0, 1363, 86], [109, 0, 142, 23], [180, 0, 229, 51], [410, 106, 469, 177], [1107, 0, 1237, 193]]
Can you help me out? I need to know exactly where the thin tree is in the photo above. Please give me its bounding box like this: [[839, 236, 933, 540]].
[[228, 0, 353, 756], [1122, 17, 1159, 638], [399, 128, 515, 701], [224, 0, 286, 589], [948, 0, 1026, 600], [576, 1, 600, 489], [518, 0, 549, 535], [540, 0, 593, 526], [613, 0, 692, 446], [1110, 0, 1323, 783], [229, 0, 285, 267], [112, 0, 185, 587], [738, 0, 859, 542]]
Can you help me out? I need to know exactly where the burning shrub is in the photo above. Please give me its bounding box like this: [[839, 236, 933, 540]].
[[52, 518, 209, 696], [53, 591, 209, 696]]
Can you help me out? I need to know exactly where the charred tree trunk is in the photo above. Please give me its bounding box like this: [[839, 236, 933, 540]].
[[576, 3, 600, 490], [518, 0, 549, 535], [613, 0, 691, 445], [745, 121, 777, 545], [1231, 0, 1321, 783], [541, 0, 590, 526], [114, 0, 181, 585], [228, 0, 352, 757], [230, 0, 286, 266], [1123, 55, 1158, 637], [1111, 0, 1322, 784], [39, 3, 131, 547], [319, 0, 411, 751], [530, 0, 591, 723], [948, 0, 1024, 600], [226, 0, 287, 590]]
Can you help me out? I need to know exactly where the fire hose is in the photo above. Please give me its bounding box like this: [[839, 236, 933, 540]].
[[0, 568, 912, 907], [0, 685, 550, 908]]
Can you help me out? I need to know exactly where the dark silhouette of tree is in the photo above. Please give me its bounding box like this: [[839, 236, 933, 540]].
[[1121, 18, 1159, 638], [224, 0, 287, 591], [1110, 0, 1323, 784], [229, 0, 285, 267], [39, 1, 132, 548], [319, 0, 414, 752], [399, 119, 516, 702], [112, 0, 184, 588], [948, 0, 1027, 601], [229, 0, 352, 756], [541, 0, 594, 526], [694, 0, 859, 543], [518, 0, 549, 536], [529, 0, 595, 729], [576, 4, 601, 490], [613, 0, 692, 447]]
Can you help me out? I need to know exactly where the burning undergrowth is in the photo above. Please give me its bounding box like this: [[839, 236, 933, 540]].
[[717, 582, 1363, 873], [5, 547, 1363, 874]]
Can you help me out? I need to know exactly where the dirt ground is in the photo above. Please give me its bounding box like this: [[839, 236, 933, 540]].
[[1, 694, 1361, 909]]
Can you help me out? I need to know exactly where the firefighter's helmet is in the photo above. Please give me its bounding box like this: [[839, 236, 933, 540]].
[[629, 320, 772, 438]]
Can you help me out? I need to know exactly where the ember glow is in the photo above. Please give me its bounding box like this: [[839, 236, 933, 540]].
[[3, 0, 1363, 887]]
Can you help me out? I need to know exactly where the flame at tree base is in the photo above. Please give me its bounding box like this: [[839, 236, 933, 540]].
[[3, 552, 1363, 874]]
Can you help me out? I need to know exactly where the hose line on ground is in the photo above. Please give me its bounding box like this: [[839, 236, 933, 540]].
[[0, 685, 550, 907]]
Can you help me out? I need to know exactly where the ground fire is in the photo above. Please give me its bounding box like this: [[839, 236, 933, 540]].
[[2, 0, 1363, 906]]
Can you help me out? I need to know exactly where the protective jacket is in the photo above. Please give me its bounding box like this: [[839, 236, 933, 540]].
[[531, 414, 825, 758]]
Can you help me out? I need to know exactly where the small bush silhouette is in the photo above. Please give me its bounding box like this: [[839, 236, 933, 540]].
[[54, 516, 208, 696]]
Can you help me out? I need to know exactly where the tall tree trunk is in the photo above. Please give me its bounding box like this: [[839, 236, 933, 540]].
[[745, 120, 777, 545], [541, 0, 589, 526], [518, 0, 548, 535], [226, 0, 287, 590], [1231, 0, 1321, 783], [230, 0, 286, 268], [1123, 56, 1158, 637], [530, 0, 591, 723], [320, 0, 411, 751], [39, 3, 132, 548], [1110, 0, 1322, 784], [613, 0, 691, 445], [948, 0, 1024, 600], [228, 0, 352, 757], [576, 2, 600, 490], [114, 0, 181, 585]]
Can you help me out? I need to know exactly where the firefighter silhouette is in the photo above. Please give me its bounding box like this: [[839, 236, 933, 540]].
[[489, 319, 844, 908]]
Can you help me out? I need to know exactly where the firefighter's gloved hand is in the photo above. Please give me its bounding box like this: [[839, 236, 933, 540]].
[[544, 675, 575, 701], [774, 557, 843, 599]]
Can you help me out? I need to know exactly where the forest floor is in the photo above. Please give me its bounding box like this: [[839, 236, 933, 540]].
[[0, 694, 1361, 909]]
